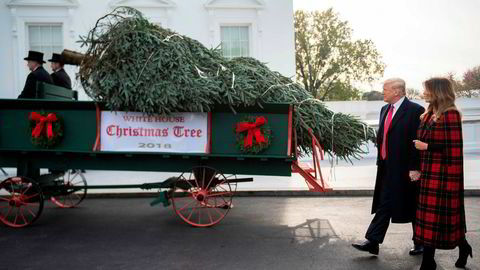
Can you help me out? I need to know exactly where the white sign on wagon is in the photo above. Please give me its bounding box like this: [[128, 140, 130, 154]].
[[100, 111, 209, 153]]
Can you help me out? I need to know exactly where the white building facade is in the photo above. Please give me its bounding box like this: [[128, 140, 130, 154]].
[[0, 0, 295, 99]]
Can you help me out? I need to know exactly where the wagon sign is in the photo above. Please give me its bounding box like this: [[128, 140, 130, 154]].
[[100, 111, 209, 153]]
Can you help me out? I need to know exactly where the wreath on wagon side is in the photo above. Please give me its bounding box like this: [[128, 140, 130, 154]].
[[29, 111, 63, 148], [234, 116, 272, 154]]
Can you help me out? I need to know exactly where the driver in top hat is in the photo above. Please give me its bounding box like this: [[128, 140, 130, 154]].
[[18, 50, 53, 99], [48, 53, 72, 89]]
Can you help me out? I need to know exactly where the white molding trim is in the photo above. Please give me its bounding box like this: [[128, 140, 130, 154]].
[[205, 0, 265, 10], [7, 0, 78, 7], [109, 0, 176, 8]]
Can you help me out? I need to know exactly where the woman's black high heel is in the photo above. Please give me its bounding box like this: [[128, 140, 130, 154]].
[[455, 240, 473, 268], [421, 246, 437, 270]]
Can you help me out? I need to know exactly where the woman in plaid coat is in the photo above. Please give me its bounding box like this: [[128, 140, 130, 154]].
[[413, 77, 472, 270]]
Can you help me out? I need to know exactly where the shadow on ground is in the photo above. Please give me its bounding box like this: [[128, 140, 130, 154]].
[[1, 197, 478, 270]]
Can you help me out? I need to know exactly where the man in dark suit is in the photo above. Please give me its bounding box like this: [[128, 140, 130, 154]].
[[48, 53, 72, 89], [17, 51, 53, 179], [18, 50, 54, 99], [352, 78, 425, 256]]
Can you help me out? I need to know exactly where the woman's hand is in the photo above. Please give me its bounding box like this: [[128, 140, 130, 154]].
[[409, 170, 421, 181], [413, 140, 428, 151]]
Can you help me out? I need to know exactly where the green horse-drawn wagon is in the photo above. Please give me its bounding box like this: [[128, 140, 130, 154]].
[[0, 83, 327, 228]]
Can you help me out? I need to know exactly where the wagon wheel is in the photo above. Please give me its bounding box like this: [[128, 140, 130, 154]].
[[0, 176, 44, 228], [171, 166, 235, 227], [50, 170, 87, 208]]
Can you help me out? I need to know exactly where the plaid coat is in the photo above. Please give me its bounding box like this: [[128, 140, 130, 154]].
[[414, 109, 466, 249]]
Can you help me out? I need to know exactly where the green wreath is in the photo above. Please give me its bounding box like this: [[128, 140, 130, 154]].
[[29, 111, 63, 148], [234, 116, 272, 154]]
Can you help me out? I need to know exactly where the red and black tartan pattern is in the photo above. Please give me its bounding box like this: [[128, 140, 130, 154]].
[[413, 110, 466, 249]]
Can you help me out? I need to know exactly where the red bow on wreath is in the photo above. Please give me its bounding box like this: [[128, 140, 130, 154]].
[[30, 112, 58, 139], [235, 116, 268, 148]]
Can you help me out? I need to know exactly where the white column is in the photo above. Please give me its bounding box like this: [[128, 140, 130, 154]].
[[255, 9, 263, 59], [10, 8, 20, 98], [207, 9, 215, 48], [165, 9, 172, 28], [68, 8, 76, 42]]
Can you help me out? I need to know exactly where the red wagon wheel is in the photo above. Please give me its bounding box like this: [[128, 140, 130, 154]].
[[50, 170, 87, 208], [0, 176, 44, 228], [171, 166, 234, 227]]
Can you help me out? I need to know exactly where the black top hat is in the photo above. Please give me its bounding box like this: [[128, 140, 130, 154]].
[[24, 50, 45, 64], [48, 53, 65, 64]]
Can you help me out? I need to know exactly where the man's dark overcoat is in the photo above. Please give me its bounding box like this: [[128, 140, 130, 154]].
[[51, 68, 72, 89], [18, 66, 53, 99], [372, 98, 425, 223]]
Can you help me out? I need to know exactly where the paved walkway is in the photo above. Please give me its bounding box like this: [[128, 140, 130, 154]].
[[1, 197, 479, 270]]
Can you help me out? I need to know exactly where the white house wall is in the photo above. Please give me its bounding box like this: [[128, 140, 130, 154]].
[[0, 5, 13, 97], [1, 0, 295, 99]]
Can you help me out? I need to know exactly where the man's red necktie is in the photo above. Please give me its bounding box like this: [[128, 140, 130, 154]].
[[381, 105, 394, 160]]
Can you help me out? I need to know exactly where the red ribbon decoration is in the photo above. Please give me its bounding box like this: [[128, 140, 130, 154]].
[[30, 112, 58, 139], [235, 116, 268, 148]]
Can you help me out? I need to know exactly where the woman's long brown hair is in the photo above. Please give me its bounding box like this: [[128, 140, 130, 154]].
[[421, 77, 458, 120]]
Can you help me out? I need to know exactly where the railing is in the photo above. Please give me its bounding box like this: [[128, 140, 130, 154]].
[[358, 119, 480, 159]]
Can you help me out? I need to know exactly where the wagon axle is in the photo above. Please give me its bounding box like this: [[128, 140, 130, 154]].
[[194, 191, 207, 202], [8, 196, 26, 207]]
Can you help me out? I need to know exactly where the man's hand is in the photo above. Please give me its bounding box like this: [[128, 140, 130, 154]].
[[409, 170, 421, 181], [413, 140, 428, 151]]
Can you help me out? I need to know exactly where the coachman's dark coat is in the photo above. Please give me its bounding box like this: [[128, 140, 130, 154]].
[[372, 98, 425, 223], [414, 110, 466, 249], [18, 66, 53, 99], [51, 68, 72, 89]]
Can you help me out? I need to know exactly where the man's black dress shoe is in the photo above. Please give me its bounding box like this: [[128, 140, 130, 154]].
[[409, 245, 424, 256], [352, 240, 379, 255]]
